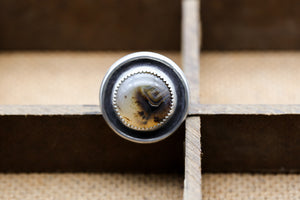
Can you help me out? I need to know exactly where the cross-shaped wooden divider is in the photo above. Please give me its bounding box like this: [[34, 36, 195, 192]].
[[1, 1, 300, 200]]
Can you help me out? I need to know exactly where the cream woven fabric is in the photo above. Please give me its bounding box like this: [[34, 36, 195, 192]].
[[0, 173, 299, 200], [0, 173, 183, 200], [1, 51, 300, 104], [202, 174, 300, 200]]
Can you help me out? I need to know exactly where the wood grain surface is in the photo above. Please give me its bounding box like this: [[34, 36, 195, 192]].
[[182, 0, 202, 199], [2, 104, 300, 116], [182, 0, 200, 104], [0, 114, 185, 173], [1, 0, 300, 50], [1, 110, 300, 173], [202, 0, 300, 50], [0, 0, 181, 50], [189, 104, 300, 115], [201, 115, 300, 173], [184, 117, 201, 200]]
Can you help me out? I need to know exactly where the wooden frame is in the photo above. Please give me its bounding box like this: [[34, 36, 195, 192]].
[[1, 1, 300, 200]]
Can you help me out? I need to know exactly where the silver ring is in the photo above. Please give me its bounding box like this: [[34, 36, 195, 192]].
[[100, 52, 189, 143]]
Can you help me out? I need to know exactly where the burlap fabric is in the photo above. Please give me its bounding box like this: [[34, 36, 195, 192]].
[[0, 173, 299, 200], [1, 51, 300, 104]]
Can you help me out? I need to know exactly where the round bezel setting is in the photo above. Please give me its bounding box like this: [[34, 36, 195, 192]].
[[100, 52, 189, 143]]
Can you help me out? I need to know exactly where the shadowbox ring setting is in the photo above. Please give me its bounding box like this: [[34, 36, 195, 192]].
[[100, 52, 189, 143]]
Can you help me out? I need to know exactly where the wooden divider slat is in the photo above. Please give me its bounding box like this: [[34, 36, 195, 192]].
[[183, 117, 201, 200], [2, 104, 300, 116], [182, 0, 202, 199]]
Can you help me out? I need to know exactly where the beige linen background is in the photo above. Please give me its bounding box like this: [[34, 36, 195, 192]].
[[0, 173, 299, 200], [1, 51, 300, 105]]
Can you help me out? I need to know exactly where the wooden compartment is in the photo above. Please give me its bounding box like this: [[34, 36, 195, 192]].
[[0, 1, 191, 200], [1, 0, 300, 200], [0, 1, 186, 200]]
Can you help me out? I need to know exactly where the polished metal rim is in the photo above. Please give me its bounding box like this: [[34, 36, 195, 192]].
[[100, 52, 189, 143]]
